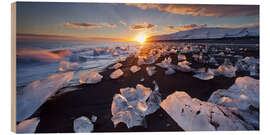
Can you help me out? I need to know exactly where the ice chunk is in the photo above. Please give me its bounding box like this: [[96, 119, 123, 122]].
[[130, 65, 141, 73], [208, 76, 259, 129], [217, 59, 236, 78], [161, 91, 254, 131], [207, 68, 220, 76], [110, 69, 124, 79], [16, 72, 74, 122], [16, 117, 40, 133], [91, 115, 97, 123], [156, 57, 172, 69], [109, 63, 123, 69], [140, 78, 144, 82], [217, 51, 225, 56], [59, 61, 79, 72], [111, 84, 161, 128], [144, 55, 156, 64], [112, 50, 120, 56], [193, 72, 214, 80], [79, 71, 103, 84], [137, 56, 145, 65], [73, 116, 93, 133], [175, 61, 193, 72], [178, 54, 186, 61], [165, 68, 176, 75], [146, 66, 156, 76], [208, 57, 218, 66]]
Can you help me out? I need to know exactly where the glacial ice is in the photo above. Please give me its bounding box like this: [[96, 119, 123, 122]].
[[73, 116, 94, 133], [130, 65, 141, 73], [165, 68, 176, 75], [208, 76, 259, 129], [178, 54, 186, 61], [16, 72, 74, 122], [160, 91, 255, 131], [217, 59, 237, 78], [156, 57, 172, 69], [175, 61, 193, 72], [16, 117, 40, 133], [193, 72, 214, 80], [110, 69, 124, 79], [146, 66, 157, 76], [109, 63, 123, 69], [111, 84, 161, 128], [59, 61, 79, 72], [79, 71, 103, 84]]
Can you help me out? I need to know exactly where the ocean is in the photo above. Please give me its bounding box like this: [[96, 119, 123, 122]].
[[16, 41, 140, 91]]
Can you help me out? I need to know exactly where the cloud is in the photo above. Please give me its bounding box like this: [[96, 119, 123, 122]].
[[164, 23, 259, 32], [16, 33, 126, 42], [125, 4, 259, 17], [165, 24, 207, 31], [130, 22, 157, 30], [120, 20, 127, 25], [61, 22, 117, 29]]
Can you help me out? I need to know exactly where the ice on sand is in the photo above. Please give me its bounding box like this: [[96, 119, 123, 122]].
[[73, 116, 93, 133], [109, 63, 123, 69], [156, 57, 172, 69], [178, 54, 186, 61], [193, 72, 214, 80], [79, 71, 103, 84], [111, 84, 161, 128], [161, 91, 255, 131], [110, 69, 124, 79], [165, 68, 176, 75], [175, 61, 193, 72], [208, 76, 259, 129], [217, 59, 237, 78], [16, 72, 74, 122], [146, 66, 156, 76], [59, 61, 79, 72], [16, 117, 40, 133], [130, 65, 141, 73]]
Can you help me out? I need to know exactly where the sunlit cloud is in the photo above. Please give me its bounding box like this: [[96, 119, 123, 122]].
[[130, 22, 157, 30], [164, 24, 207, 31], [61, 22, 117, 29], [120, 20, 127, 25], [125, 4, 259, 17], [164, 23, 259, 32], [16, 33, 126, 42]]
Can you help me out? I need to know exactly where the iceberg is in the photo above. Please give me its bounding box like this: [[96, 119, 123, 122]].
[[160, 91, 254, 131], [73, 116, 94, 133], [16, 72, 74, 122], [217, 59, 237, 78], [79, 71, 103, 84], [165, 68, 176, 75], [178, 54, 186, 61], [111, 84, 161, 128], [146, 66, 156, 76], [109, 63, 123, 70], [59, 61, 79, 72], [110, 69, 124, 79], [193, 72, 214, 80], [130, 65, 141, 73], [208, 76, 259, 129], [175, 61, 193, 72], [16, 117, 40, 133], [156, 57, 172, 69]]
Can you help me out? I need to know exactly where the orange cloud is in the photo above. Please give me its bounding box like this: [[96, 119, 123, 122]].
[[120, 20, 127, 25], [130, 22, 157, 30], [125, 4, 259, 17], [165, 24, 207, 31], [61, 22, 117, 29]]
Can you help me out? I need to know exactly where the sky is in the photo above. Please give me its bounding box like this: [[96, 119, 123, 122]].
[[16, 2, 259, 42]]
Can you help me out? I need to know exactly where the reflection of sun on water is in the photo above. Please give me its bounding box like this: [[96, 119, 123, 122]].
[[134, 33, 148, 43]]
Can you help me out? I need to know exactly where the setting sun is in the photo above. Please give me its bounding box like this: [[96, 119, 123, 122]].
[[134, 33, 148, 43]]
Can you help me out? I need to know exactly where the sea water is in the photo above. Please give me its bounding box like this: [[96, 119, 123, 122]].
[[16, 41, 140, 91]]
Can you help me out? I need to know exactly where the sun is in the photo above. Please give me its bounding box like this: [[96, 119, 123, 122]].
[[134, 33, 148, 43]]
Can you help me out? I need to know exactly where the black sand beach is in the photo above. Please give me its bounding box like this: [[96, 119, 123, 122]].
[[31, 44, 259, 133]]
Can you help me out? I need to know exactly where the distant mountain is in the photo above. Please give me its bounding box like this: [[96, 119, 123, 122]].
[[148, 26, 259, 41]]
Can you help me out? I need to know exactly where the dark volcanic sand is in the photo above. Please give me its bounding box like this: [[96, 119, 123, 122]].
[[32, 44, 259, 133]]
